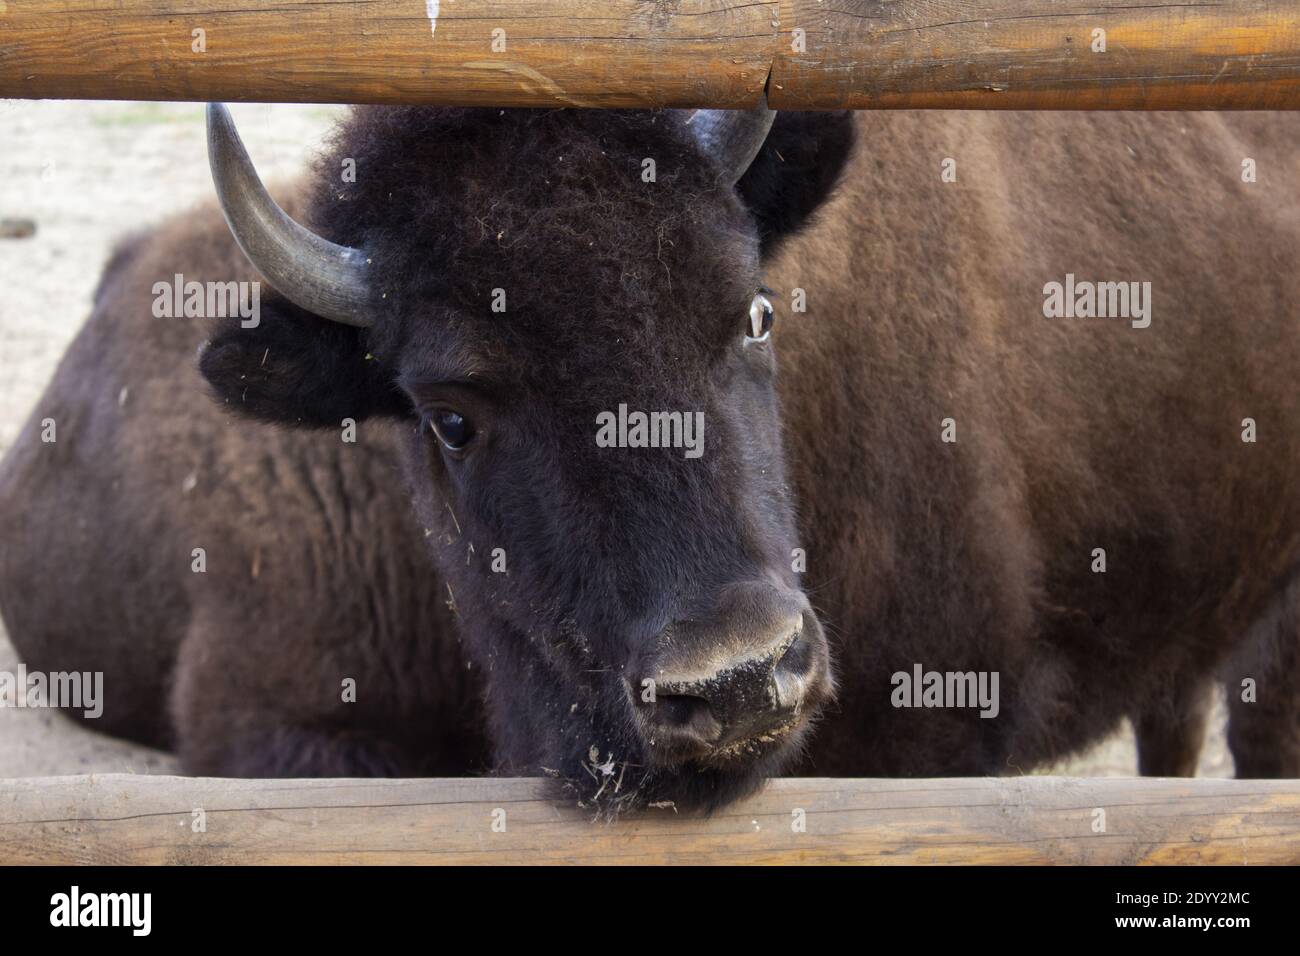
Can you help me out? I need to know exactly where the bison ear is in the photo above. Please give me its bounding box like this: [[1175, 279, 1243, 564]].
[[736, 110, 856, 259], [198, 294, 411, 427]]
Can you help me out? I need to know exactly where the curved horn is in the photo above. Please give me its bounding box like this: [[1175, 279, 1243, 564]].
[[206, 103, 373, 328], [684, 92, 776, 188]]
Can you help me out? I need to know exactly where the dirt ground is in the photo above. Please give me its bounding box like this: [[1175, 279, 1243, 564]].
[[0, 100, 1233, 779]]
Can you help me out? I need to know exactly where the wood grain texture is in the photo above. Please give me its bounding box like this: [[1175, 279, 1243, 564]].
[[775, 0, 1300, 109], [0, 0, 777, 108], [0, 1, 1297, 108], [1, 775, 1297, 864]]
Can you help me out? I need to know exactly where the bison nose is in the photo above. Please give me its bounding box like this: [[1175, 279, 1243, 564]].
[[639, 589, 830, 753]]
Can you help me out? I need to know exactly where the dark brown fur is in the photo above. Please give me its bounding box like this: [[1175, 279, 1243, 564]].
[[1, 108, 1297, 811]]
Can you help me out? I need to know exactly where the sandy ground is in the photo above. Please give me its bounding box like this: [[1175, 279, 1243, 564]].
[[0, 100, 1233, 779]]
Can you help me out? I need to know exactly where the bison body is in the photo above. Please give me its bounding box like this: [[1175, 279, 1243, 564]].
[[1, 107, 1297, 809]]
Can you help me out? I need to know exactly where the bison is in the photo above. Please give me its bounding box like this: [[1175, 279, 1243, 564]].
[[0, 101, 1297, 813]]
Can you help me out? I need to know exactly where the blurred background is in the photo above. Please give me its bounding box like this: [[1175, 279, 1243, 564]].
[[0, 99, 1233, 779]]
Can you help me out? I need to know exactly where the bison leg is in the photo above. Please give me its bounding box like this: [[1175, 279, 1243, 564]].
[[169, 610, 486, 779], [1132, 676, 1212, 777], [1225, 577, 1300, 778]]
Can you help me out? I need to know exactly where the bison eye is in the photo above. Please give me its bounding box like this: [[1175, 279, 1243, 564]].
[[429, 408, 474, 450], [746, 293, 774, 344]]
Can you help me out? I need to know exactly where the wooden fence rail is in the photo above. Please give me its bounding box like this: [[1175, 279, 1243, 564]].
[[0, 1, 1298, 110], [1, 775, 1297, 864]]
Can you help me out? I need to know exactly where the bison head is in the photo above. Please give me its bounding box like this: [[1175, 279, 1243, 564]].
[[198, 101, 854, 813]]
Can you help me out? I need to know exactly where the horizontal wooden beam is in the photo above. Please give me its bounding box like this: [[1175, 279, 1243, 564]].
[[1, 775, 1297, 864], [0, 1, 1297, 110]]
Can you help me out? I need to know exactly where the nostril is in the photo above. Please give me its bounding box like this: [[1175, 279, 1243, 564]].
[[645, 692, 723, 743], [775, 632, 815, 681], [656, 693, 705, 727], [772, 628, 825, 712]]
